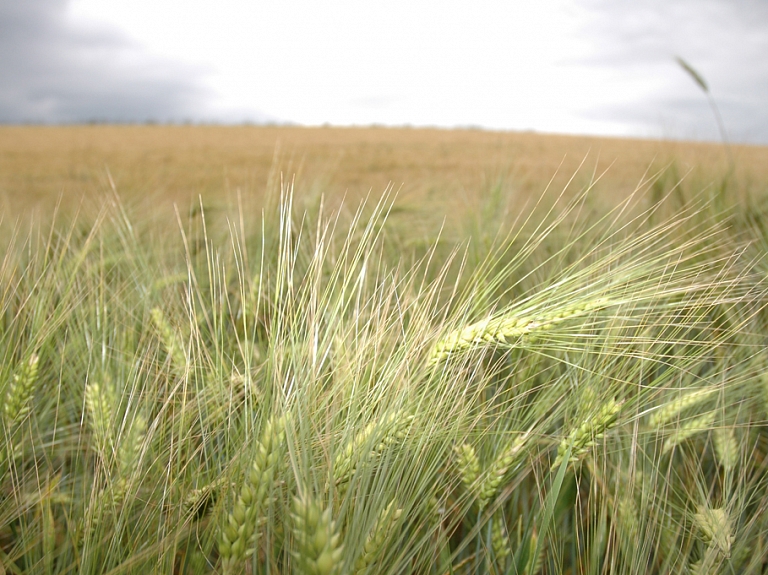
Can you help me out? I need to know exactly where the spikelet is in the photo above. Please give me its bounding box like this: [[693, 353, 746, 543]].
[[551, 399, 622, 470], [648, 387, 717, 429], [662, 411, 716, 454], [354, 500, 402, 574], [454, 443, 481, 500], [150, 307, 187, 375], [695, 506, 733, 560], [85, 381, 117, 462], [479, 430, 530, 508], [713, 426, 738, 472], [218, 414, 287, 574], [291, 494, 344, 575], [491, 513, 511, 570], [333, 410, 412, 486], [3, 353, 39, 426], [429, 298, 612, 366]]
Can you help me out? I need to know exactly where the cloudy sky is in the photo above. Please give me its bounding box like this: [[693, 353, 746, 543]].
[[1, 0, 767, 143]]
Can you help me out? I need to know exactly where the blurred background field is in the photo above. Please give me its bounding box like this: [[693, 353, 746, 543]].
[[2, 126, 767, 221]]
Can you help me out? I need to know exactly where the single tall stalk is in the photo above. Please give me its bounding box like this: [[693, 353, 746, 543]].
[[676, 56, 734, 170]]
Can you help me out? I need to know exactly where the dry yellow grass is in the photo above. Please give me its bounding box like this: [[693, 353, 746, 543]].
[[1, 125, 766, 219]]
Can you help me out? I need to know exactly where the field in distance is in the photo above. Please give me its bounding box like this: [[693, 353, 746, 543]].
[[2, 125, 767, 219]]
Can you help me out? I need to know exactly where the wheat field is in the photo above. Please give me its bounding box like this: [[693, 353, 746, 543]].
[[3, 125, 768, 214], [1, 126, 768, 574]]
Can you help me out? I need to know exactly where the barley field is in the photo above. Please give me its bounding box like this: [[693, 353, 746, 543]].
[[2, 126, 768, 574]]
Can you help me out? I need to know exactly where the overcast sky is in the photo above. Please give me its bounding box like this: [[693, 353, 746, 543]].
[[1, 0, 767, 143]]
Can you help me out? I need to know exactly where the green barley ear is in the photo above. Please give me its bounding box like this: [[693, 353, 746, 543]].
[[491, 513, 512, 570], [292, 494, 344, 575], [616, 494, 639, 559], [713, 426, 738, 472], [479, 429, 530, 508], [524, 529, 544, 575], [662, 411, 716, 454], [218, 414, 287, 574], [429, 298, 612, 366], [184, 476, 228, 519], [117, 413, 146, 477], [695, 506, 734, 558], [3, 353, 39, 426], [354, 500, 402, 574], [454, 443, 481, 501], [333, 410, 412, 486], [85, 380, 117, 462], [551, 399, 622, 470], [150, 307, 187, 374], [41, 490, 56, 574], [761, 371, 768, 419], [648, 386, 716, 429]]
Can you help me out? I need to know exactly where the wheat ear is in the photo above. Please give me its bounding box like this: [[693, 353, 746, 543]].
[[117, 413, 146, 477], [713, 426, 737, 472], [648, 386, 717, 429], [551, 399, 622, 470], [454, 443, 481, 501], [429, 298, 611, 366], [184, 475, 229, 518], [333, 410, 412, 486], [695, 506, 734, 558], [662, 411, 715, 454], [218, 414, 287, 574], [491, 513, 511, 570], [292, 494, 344, 575], [3, 353, 39, 426], [354, 500, 402, 574], [524, 529, 544, 575], [479, 429, 531, 508], [150, 307, 187, 375], [615, 494, 640, 562], [85, 381, 117, 463]]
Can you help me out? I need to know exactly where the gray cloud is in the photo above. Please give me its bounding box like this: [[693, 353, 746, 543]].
[[0, 0, 214, 123], [574, 0, 768, 144]]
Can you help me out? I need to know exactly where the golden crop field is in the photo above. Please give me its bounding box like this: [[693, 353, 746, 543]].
[[2, 125, 767, 220]]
